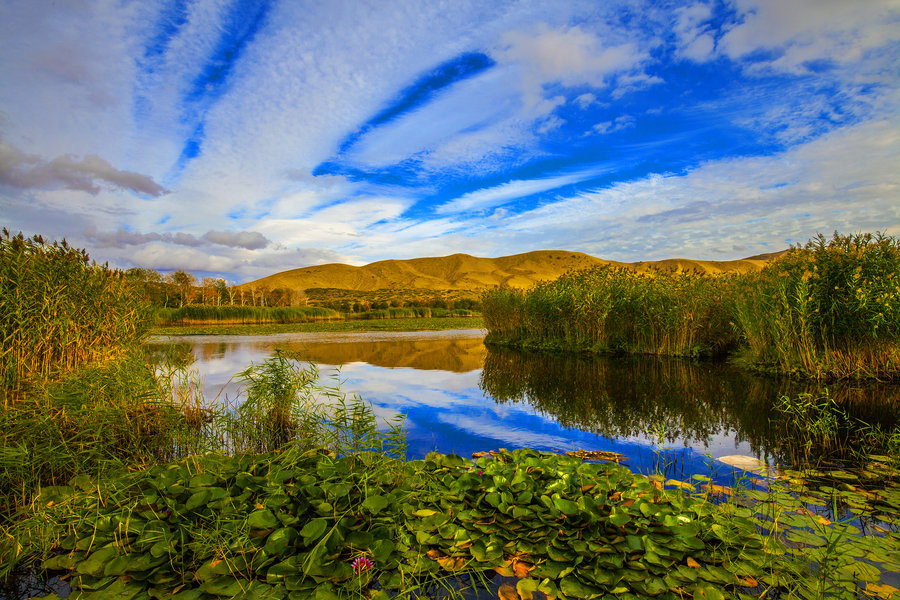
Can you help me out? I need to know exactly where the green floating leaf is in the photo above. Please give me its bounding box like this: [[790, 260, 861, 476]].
[[264, 527, 300, 556], [694, 582, 726, 600], [560, 576, 603, 599], [372, 538, 395, 563], [76, 547, 119, 578], [299, 518, 329, 544], [517, 578, 539, 600], [362, 494, 389, 514], [785, 529, 826, 547], [43, 553, 81, 571], [248, 509, 279, 530], [184, 489, 211, 511], [835, 561, 882, 583], [553, 496, 580, 516], [200, 576, 247, 596]]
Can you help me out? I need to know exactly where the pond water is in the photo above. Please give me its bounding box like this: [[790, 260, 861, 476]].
[[7, 330, 900, 599], [148, 329, 900, 484]]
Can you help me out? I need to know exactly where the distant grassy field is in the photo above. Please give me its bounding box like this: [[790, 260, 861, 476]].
[[150, 316, 485, 336]]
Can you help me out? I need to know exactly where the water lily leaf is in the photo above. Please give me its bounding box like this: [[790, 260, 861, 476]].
[[560, 576, 603, 599], [517, 578, 539, 600], [372, 538, 395, 563], [785, 529, 825, 547], [102, 555, 134, 577], [249, 509, 279, 530], [866, 583, 899, 599], [76, 547, 118, 577], [531, 560, 569, 578], [190, 473, 218, 488], [299, 518, 328, 544], [267, 557, 301, 577], [553, 497, 580, 516], [362, 494, 389, 514], [694, 582, 725, 600], [836, 561, 881, 582], [200, 576, 246, 596], [264, 527, 299, 556], [44, 553, 81, 570], [185, 489, 211, 511], [610, 511, 631, 527]]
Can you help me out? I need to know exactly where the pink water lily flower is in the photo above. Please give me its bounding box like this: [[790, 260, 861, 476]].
[[352, 556, 374, 574]]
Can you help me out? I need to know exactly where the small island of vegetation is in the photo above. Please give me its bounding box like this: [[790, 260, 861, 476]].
[[483, 232, 900, 380]]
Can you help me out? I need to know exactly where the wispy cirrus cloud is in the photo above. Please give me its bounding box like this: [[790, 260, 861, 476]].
[[1, 0, 897, 282], [436, 166, 613, 215]]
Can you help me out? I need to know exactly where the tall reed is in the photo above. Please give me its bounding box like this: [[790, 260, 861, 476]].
[[0, 230, 152, 404], [483, 266, 736, 358], [732, 232, 900, 378], [484, 232, 900, 378], [0, 351, 183, 514]]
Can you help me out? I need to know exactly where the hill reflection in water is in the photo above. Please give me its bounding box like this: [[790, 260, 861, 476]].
[[149, 331, 900, 480]]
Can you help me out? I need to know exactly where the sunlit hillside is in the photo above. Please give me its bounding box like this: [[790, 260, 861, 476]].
[[240, 249, 786, 292]]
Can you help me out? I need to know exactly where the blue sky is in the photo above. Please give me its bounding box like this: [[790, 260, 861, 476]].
[[1, 0, 898, 283]]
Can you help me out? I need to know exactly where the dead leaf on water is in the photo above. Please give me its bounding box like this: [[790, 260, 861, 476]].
[[865, 583, 899, 599], [498, 583, 521, 600], [565, 449, 626, 463]]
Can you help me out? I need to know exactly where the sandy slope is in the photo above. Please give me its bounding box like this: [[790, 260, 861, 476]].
[[240, 249, 785, 292]]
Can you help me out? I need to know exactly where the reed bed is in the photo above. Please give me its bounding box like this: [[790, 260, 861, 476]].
[[484, 232, 900, 379], [348, 306, 475, 320], [0, 230, 153, 405], [156, 305, 341, 326], [484, 266, 735, 358], [731, 232, 900, 379]]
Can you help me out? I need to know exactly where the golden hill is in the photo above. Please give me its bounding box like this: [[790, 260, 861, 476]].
[[241, 249, 784, 292]]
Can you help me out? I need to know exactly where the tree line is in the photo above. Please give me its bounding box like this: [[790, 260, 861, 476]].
[[123, 268, 483, 312], [123, 268, 307, 308]]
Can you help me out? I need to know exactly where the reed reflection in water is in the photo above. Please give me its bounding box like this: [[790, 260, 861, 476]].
[[482, 347, 900, 469], [148, 330, 900, 480]]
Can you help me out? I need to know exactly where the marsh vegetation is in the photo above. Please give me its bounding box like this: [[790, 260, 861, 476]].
[[483, 232, 900, 380], [3, 230, 900, 599]]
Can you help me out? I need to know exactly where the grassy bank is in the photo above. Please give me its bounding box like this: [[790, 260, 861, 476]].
[[483, 232, 900, 379], [156, 305, 342, 326], [151, 316, 484, 336]]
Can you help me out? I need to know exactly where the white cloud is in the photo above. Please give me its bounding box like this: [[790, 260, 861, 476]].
[[0, 137, 168, 196], [574, 92, 598, 108], [437, 167, 612, 215], [592, 115, 636, 135], [673, 3, 716, 62], [497, 23, 648, 113], [495, 116, 900, 259], [720, 0, 900, 73]]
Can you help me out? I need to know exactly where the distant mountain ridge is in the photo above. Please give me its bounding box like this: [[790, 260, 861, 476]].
[[241, 249, 785, 292]]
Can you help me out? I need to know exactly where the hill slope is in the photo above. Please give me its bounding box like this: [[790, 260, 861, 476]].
[[240, 250, 783, 292]]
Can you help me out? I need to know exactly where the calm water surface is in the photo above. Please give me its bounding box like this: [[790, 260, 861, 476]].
[[149, 329, 900, 483], [8, 330, 900, 599]]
